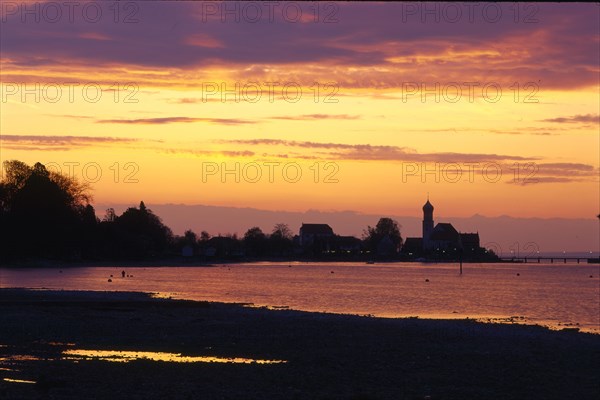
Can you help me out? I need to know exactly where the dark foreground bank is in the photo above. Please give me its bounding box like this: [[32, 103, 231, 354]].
[[1, 289, 598, 400]]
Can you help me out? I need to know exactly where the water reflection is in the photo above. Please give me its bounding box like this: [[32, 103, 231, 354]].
[[1, 263, 598, 332], [0, 355, 42, 362], [63, 349, 286, 364], [3, 378, 36, 384]]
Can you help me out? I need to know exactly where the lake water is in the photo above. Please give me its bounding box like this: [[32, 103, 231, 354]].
[[1, 262, 598, 333]]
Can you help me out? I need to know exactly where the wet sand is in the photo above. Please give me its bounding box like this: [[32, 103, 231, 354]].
[[1, 289, 598, 399]]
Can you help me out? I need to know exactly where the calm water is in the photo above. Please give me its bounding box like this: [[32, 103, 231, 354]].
[[1, 262, 598, 332]]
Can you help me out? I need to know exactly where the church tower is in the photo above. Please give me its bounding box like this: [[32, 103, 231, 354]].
[[422, 197, 434, 250]]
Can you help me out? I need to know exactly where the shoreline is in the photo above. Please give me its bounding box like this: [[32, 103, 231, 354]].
[[1, 288, 599, 399], [0, 254, 513, 269], [3, 286, 595, 335], [2, 256, 592, 269]]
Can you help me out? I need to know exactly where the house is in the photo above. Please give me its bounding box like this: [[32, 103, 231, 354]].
[[459, 233, 480, 253], [402, 237, 423, 255], [299, 223, 334, 246], [335, 236, 362, 253], [181, 245, 193, 257], [298, 223, 335, 254]]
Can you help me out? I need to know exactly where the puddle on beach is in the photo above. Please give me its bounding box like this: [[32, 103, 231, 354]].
[[3, 377, 36, 384], [62, 349, 287, 364], [47, 341, 76, 347], [0, 355, 43, 362], [0, 344, 286, 366]]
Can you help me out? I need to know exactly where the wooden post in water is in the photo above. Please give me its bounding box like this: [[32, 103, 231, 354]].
[[458, 238, 463, 275]]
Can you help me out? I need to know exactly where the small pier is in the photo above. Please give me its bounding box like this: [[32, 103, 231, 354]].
[[500, 257, 599, 264]]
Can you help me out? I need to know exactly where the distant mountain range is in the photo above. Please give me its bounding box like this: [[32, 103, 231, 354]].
[[97, 203, 599, 256]]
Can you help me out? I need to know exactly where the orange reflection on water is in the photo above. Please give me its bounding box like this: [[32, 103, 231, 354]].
[[62, 349, 286, 364], [3, 378, 36, 384], [0, 355, 42, 361]]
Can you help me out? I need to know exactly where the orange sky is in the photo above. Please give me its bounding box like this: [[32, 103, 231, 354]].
[[1, 1, 598, 221]]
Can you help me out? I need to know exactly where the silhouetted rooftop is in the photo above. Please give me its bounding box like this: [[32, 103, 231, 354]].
[[430, 223, 459, 241], [300, 224, 334, 235]]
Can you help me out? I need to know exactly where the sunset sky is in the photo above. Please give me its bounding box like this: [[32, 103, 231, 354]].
[[1, 2, 598, 244]]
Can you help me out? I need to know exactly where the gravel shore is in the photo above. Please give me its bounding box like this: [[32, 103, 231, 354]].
[[1, 288, 598, 399]]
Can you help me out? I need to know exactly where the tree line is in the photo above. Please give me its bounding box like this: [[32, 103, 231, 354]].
[[0, 161, 402, 263]]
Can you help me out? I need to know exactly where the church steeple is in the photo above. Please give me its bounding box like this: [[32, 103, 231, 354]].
[[422, 197, 434, 250], [423, 199, 434, 214]]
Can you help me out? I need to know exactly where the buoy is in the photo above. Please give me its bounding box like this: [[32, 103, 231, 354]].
[[331, 271, 334, 274], [108, 279, 112, 282], [590, 275, 593, 278], [110, 275, 113, 277], [517, 273, 520, 276], [425, 279, 429, 282]]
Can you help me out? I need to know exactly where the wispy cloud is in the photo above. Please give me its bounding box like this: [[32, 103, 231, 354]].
[[45, 114, 95, 120], [97, 117, 256, 125], [507, 162, 599, 185], [0, 134, 151, 151], [407, 127, 568, 136], [220, 139, 536, 163], [541, 114, 600, 124], [165, 98, 223, 104], [163, 149, 255, 157], [269, 114, 361, 121]]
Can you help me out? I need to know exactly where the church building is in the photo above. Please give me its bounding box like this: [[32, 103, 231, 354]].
[[402, 198, 480, 255]]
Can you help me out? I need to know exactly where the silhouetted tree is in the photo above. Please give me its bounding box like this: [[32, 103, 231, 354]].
[[363, 217, 403, 254], [269, 223, 293, 256], [244, 226, 268, 256], [184, 229, 198, 244], [78, 204, 99, 258], [112, 201, 174, 258], [103, 208, 116, 222], [200, 230, 211, 242], [0, 161, 92, 259], [207, 235, 243, 257], [272, 223, 293, 240], [184, 229, 199, 253]]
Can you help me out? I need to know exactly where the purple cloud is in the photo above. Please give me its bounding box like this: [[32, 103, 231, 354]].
[[97, 117, 255, 125], [1, 2, 598, 89], [541, 114, 600, 124], [220, 138, 536, 163], [269, 114, 360, 121], [0, 134, 150, 150]]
